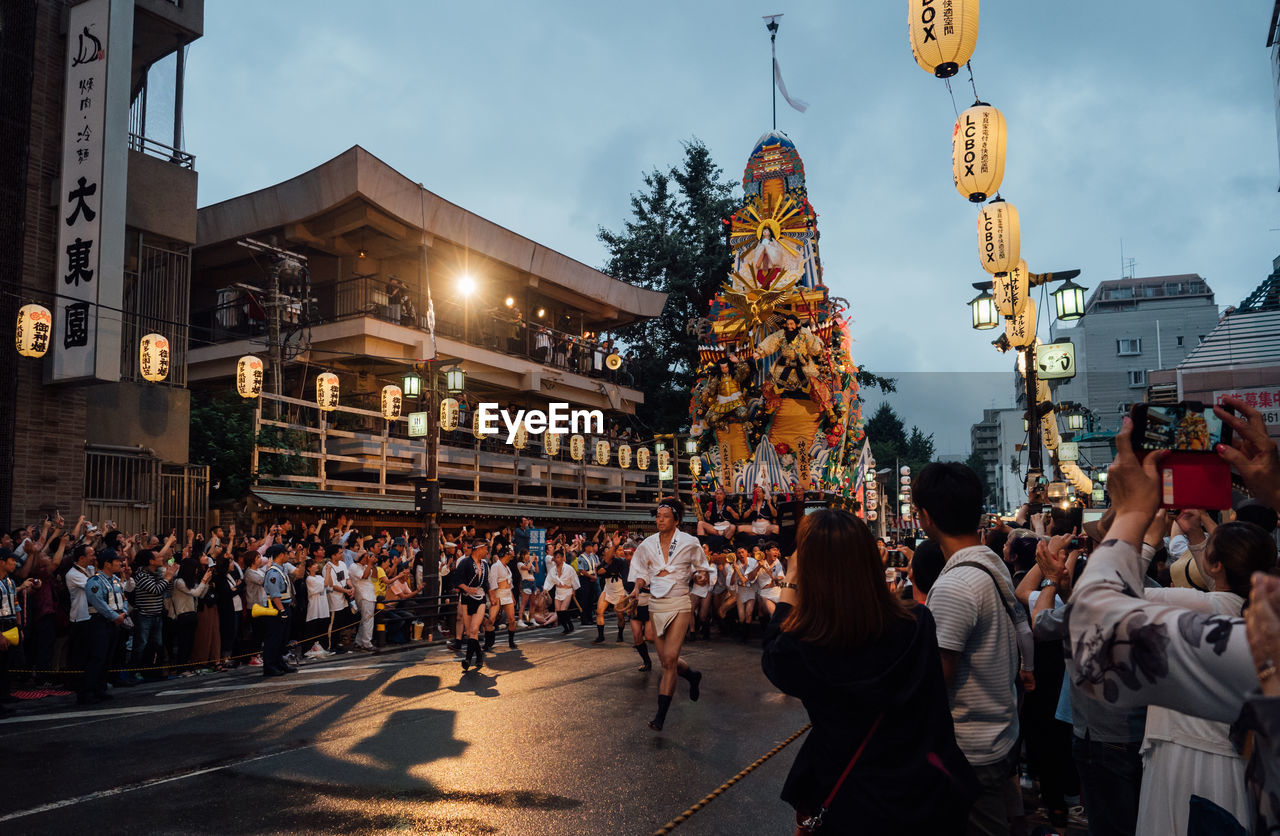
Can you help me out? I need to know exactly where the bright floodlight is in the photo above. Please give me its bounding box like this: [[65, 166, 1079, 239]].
[[458, 274, 476, 296]]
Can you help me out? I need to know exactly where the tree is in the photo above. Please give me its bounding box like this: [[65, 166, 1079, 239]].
[[965, 449, 991, 504], [904, 426, 936, 474], [864, 401, 934, 474], [189, 394, 257, 502]]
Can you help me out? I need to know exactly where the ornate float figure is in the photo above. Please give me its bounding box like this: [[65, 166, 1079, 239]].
[[754, 313, 835, 424], [697, 353, 755, 430]]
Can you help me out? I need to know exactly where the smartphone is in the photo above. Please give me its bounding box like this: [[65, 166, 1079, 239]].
[[1130, 403, 1233, 509], [887, 549, 908, 569]]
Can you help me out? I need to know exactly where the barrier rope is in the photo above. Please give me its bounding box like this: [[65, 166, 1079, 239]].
[[652, 723, 811, 835]]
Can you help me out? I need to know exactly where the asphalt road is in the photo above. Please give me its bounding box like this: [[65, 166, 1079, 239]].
[[0, 625, 809, 835]]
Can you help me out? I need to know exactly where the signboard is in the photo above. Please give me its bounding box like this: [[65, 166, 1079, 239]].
[[1035, 341, 1077, 381], [1058, 441, 1079, 462], [1091, 487, 1106, 504], [658, 466, 674, 481], [407, 411, 428, 437], [529, 528, 547, 572], [53, 0, 130, 381], [1214, 389, 1280, 429]]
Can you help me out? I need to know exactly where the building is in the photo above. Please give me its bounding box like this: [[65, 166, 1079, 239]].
[[188, 146, 673, 529], [1, 0, 206, 532], [1269, 1, 1280, 189], [970, 406, 1028, 513]]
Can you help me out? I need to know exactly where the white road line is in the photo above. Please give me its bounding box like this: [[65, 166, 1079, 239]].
[[155, 677, 351, 697], [297, 662, 404, 674], [0, 699, 219, 726], [0, 744, 311, 823]]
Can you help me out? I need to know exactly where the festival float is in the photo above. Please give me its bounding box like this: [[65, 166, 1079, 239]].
[[688, 131, 867, 509]]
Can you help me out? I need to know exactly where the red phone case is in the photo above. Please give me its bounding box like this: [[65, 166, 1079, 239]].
[[1159, 452, 1232, 510]]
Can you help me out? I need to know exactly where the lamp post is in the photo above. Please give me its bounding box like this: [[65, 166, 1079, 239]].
[[415, 360, 464, 598]]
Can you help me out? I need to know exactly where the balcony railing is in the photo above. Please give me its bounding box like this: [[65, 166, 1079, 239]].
[[128, 133, 195, 170]]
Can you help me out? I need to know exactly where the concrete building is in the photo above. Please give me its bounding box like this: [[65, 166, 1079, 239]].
[[1, 0, 206, 532], [970, 406, 1029, 514], [188, 146, 671, 529]]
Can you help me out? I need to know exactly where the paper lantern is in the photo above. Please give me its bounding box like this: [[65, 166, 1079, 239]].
[[994, 259, 1029, 317], [908, 0, 979, 78], [618, 444, 632, 469], [657, 449, 671, 473], [15, 304, 52, 358], [440, 397, 459, 432], [636, 447, 651, 470], [977, 198, 1019, 275], [866, 489, 878, 501], [1005, 295, 1036, 348], [569, 434, 585, 461], [236, 356, 264, 398], [689, 456, 702, 477], [953, 102, 1006, 203], [867, 510, 878, 521], [867, 497, 878, 510], [594, 440, 611, 466], [1041, 410, 1060, 451], [1036, 377, 1050, 406], [380, 385, 402, 420], [316, 372, 339, 411], [545, 432, 560, 456], [471, 410, 485, 440], [139, 333, 170, 382], [1061, 461, 1092, 495], [512, 424, 528, 450]]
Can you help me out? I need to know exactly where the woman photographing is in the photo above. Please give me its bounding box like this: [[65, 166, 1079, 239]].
[[762, 509, 976, 832], [628, 498, 710, 731]]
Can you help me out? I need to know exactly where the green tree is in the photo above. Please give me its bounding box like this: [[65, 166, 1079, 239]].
[[904, 426, 936, 474], [864, 401, 934, 474], [189, 394, 257, 502], [965, 449, 991, 503]]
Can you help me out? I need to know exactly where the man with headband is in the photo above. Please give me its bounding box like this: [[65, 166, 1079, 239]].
[[628, 497, 710, 731]]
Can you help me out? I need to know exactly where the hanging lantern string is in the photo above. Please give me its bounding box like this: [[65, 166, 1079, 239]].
[[943, 77, 960, 120], [966, 61, 980, 102]]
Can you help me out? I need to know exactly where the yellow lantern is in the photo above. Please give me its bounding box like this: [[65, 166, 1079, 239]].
[[618, 444, 632, 469], [908, 0, 980, 78], [316, 372, 339, 411], [977, 198, 1019, 275], [512, 424, 528, 450], [953, 102, 1006, 203], [545, 431, 561, 456], [1061, 461, 1092, 495], [380, 385, 402, 420], [594, 440, 611, 466], [1005, 295, 1036, 348], [1041, 410, 1060, 451], [139, 333, 170, 382], [657, 449, 671, 472], [15, 304, 52, 358], [636, 447, 651, 470], [440, 397, 459, 432], [471, 410, 485, 440], [570, 434, 585, 461], [994, 259, 1029, 317], [690, 456, 702, 477], [236, 356, 264, 398]]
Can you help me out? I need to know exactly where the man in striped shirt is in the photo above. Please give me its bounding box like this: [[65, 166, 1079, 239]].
[[131, 541, 177, 678]]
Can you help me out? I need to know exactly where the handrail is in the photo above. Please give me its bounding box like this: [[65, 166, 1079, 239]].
[[128, 132, 195, 169]]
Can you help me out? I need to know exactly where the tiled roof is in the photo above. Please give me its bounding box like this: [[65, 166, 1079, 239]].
[[1178, 309, 1280, 370]]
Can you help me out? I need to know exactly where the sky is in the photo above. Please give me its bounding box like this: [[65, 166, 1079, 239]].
[[177, 1, 1280, 456]]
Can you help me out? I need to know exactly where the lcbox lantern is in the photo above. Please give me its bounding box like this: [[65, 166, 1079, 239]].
[[908, 0, 980, 78], [977, 198, 1019, 275], [316, 372, 339, 411], [139, 333, 170, 382], [953, 102, 1006, 203], [16, 304, 52, 358], [380, 385, 403, 420], [236, 356, 264, 398]]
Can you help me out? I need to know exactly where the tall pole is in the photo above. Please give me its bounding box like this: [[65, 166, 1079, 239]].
[[424, 361, 440, 593], [267, 260, 283, 419], [766, 15, 780, 130], [1025, 344, 1042, 493]]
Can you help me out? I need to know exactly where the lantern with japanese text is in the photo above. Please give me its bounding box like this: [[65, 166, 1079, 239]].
[[440, 397, 459, 432], [471, 410, 485, 440], [689, 456, 702, 477], [1005, 295, 1036, 349], [139, 333, 170, 382], [1036, 377, 1051, 407], [953, 102, 1006, 203], [977, 198, 1019, 275], [15, 304, 52, 358], [994, 259, 1029, 317], [380, 385, 402, 420], [236, 355, 264, 398], [908, 0, 980, 78], [545, 431, 560, 457], [316, 372, 339, 411], [657, 449, 671, 472], [595, 440, 611, 466], [512, 424, 528, 450], [1060, 461, 1092, 494], [570, 434, 585, 461], [618, 444, 632, 469], [636, 447, 651, 470], [1041, 409, 1060, 451]]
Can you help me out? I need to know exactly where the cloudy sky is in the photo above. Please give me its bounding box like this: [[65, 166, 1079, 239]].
[[178, 1, 1279, 456]]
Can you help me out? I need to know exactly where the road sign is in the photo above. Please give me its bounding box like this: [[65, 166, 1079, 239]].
[[1036, 341, 1076, 380]]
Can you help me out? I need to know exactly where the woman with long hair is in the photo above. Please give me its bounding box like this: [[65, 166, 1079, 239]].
[[762, 509, 976, 833]]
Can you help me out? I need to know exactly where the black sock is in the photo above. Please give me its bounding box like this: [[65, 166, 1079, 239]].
[[680, 668, 702, 701], [635, 642, 651, 666], [483, 630, 495, 648], [653, 693, 672, 725], [463, 638, 474, 664], [596, 624, 605, 640]]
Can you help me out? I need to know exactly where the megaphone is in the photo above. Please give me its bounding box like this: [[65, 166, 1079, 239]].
[[1, 627, 18, 646], [251, 603, 280, 618], [605, 353, 622, 370]]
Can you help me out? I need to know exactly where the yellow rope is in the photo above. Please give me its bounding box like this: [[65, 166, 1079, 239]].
[[652, 723, 811, 835]]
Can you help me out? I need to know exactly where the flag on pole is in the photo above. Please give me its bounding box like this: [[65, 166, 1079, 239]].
[[773, 58, 808, 113], [426, 285, 437, 355]]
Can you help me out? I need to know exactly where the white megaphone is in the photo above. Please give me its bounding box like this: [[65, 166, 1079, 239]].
[[251, 603, 279, 619], [1, 627, 18, 646]]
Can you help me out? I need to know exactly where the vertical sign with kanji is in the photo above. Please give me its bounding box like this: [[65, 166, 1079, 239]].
[[53, 0, 131, 381]]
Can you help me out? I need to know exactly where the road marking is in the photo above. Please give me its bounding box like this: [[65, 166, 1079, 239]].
[[155, 677, 351, 697], [0, 699, 219, 726], [0, 743, 312, 823], [298, 662, 404, 674]]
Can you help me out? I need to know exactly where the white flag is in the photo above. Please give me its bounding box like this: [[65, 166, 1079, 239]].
[[773, 58, 808, 113], [426, 287, 437, 354]]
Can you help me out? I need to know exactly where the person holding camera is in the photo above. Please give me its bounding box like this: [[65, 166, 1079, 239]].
[[762, 508, 977, 832]]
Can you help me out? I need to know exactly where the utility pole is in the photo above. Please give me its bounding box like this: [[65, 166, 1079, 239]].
[[238, 238, 306, 419], [1024, 344, 1042, 495]]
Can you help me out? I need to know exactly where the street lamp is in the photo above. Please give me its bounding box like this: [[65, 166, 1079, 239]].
[[684, 438, 698, 455], [403, 372, 421, 399], [969, 285, 999, 330], [1066, 412, 1083, 431], [1053, 278, 1087, 321], [446, 368, 466, 394]]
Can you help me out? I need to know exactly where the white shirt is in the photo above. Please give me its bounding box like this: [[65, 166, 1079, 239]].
[[488, 559, 512, 591], [727, 556, 758, 590], [691, 564, 718, 596], [66, 563, 95, 622], [325, 560, 351, 610], [755, 559, 784, 590], [543, 562, 580, 601], [305, 574, 330, 621], [628, 530, 708, 599], [348, 561, 376, 602]]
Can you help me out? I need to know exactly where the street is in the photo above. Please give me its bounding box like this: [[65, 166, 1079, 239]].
[[0, 626, 806, 835]]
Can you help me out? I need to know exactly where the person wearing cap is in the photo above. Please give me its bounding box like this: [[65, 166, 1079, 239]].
[[575, 540, 601, 628], [452, 540, 491, 671], [261, 544, 299, 676], [81, 550, 131, 703], [628, 498, 710, 731]]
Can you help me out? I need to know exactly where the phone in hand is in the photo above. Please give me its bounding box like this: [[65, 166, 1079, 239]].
[[1130, 402, 1233, 509]]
